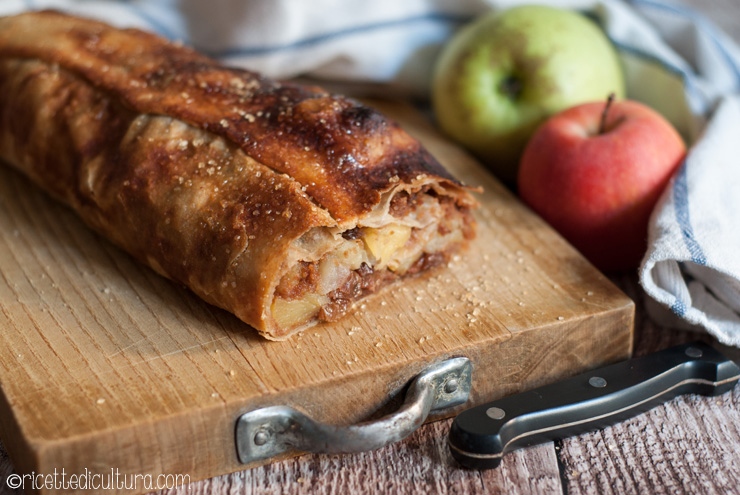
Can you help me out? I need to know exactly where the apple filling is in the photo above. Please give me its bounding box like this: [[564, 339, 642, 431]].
[[270, 188, 474, 332]]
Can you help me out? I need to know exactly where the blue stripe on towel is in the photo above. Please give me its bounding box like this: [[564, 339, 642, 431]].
[[610, 39, 708, 114], [631, 0, 740, 90], [637, 0, 740, 80], [215, 13, 474, 58], [107, 0, 184, 41], [126, 8, 180, 41], [673, 161, 707, 266], [671, 298, 687, 316]]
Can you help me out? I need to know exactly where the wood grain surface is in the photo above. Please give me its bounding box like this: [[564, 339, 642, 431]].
[[2, 0, 740, 494]]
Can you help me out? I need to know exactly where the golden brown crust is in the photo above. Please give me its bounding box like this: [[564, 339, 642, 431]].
[[0, 11, 477, 338], [0, 10, 470, 224]]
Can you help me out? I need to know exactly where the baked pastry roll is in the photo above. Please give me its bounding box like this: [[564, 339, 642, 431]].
[[0, 11, 477, 339]]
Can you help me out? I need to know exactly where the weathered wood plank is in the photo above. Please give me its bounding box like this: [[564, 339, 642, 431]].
[[557, 276, 740, 495], [559, 374, 740, 495], [130, 420, 561, 495]]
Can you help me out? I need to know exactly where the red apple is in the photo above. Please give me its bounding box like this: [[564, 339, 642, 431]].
[[517, 96, 686, 272]]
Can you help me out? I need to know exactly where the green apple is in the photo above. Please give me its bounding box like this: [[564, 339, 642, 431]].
[[432, 5, 625, 185]]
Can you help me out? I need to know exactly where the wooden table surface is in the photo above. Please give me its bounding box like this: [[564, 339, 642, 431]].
[[2, 1, 739, 494]]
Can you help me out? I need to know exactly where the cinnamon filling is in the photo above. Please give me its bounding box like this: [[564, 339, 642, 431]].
[[272, 190, 474, 329]]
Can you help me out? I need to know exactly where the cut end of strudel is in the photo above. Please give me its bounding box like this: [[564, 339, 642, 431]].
[[0, 10, 479, 339]]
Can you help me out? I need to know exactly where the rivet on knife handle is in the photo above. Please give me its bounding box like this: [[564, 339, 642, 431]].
[[448, 342, 740, 470], [235, 357, 472, 464]]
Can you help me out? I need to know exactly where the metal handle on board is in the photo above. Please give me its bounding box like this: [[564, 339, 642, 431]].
[[235, 357, 472, 464]]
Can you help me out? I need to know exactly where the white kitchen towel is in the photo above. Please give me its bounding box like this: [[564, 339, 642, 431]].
[[3, 0, 740, 344]]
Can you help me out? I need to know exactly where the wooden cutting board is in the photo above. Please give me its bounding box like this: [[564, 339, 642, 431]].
[[0, 100, 634, 494]]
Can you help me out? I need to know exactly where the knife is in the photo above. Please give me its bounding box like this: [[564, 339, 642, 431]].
[[448, 341, 740, 470]]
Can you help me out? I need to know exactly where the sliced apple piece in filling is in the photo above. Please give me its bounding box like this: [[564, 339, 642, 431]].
[[271, 293, 330, 330], [361, 223, 412, 269]]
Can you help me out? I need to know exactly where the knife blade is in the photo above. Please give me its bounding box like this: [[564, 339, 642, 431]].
[[448, 341, 740, 470]]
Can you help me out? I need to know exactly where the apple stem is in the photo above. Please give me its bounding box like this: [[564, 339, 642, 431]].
[[599, 93, 616, 135]]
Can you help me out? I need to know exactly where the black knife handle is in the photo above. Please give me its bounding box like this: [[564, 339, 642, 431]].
[[449, 342, 740, 470]]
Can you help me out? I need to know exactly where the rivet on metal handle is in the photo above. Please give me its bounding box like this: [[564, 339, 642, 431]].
[[235, 357, 472, 464]]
